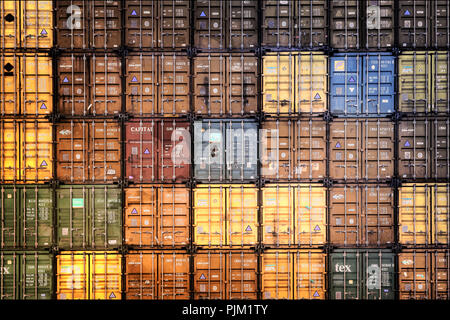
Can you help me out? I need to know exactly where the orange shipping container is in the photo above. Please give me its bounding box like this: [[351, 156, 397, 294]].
[[125, 251, 190, 300], [124, 185, 190, 247], [194, 251, 257, 300]]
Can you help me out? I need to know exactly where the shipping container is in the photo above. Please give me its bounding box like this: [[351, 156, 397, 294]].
[[0, 185, 52, 249], [194, 120, 258, 182], [0, 0, 52, 49], [330, 119, 395, 181], [1, 53, 52, 116], [262, 0, 328, 48], [193, 54, 258, 116], [330, 53, 395, 116], [399, 119, 450, 179], [399, 250, 450, 300], [55, 185, 122, 250], [329, 185, 394, 246], [124, 185, 189, 247], [398, 52, 450, 114], [194, 250, 257, 299], [58, 54, 122, 116], [261, 250, 326, 299], [56, 0, 121, 49], [262, 184, 326, 246], [330, 249, 395, 300], [399, 1, 450, 49], [125, 0, 190, 49], [0, 120, 53, 183], [193, 185, 258, 247], [126, 53, 190, 116], [56, 251, 121, 300], [55, 120, 121, 183], [260, 119, 326, 181], [125, 119, 190, 183], [194, 0, 258, 50], [0, 251, 53, 300], [330, 0, 394, 50], [262, 52, 327, 115], [433, 184, 450, 245], [125, 251, 190, 300]]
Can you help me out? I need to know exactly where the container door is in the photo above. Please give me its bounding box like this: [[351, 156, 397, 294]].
[[330, 120, 361, 180], [160, 54, 190, 115], [1, 186, 18, 248], [295, 120, 326, 180], [296, 185, 326, 246], [399, 251, 431, 299], [261, 251, 292, 299], [21, 252, 52, 300], [262, 53, 294, 115], [296, 0, 327, 48], [294, 250, 326, 299], [228, 55, 258, 115], [433, 2, 450, 48], [330, 0, 360, 49], [159, 252, 190, 299], [330, 250, 360, 300], [194, 0, 225, 49], [0, 1, 19, 48], [125, 252, 157, 299], [90, 0, 121, 49], [91, 55, 121, 115], [194, 121, 225, 181], [126, 54, 157, 116], [0, 121, 19, 181], [194, 252, 225, 299], [160, 0, 190, 49], [228, 0, 257, 49], [56, 0, 89, 49], [124, 187, 157, 247], [330, 186, 360, 246], [227, 252, 257, 299], [0, 54, 19, 114], [433, 184, 450, 245], [433, 250, 450, 300], [398, 1, 429, 48], [399, 184, 431, 245], [262, 0, 294, 47], [363, 251, 395, 300], [0, 253, 18, 299], [432, 119, 450, 179], [159, 186, 190, 246], [90, 252, 121, 300], [57, 252, 89, 299], [226, 121, 257, 181], [262, 185, 294, 246], [22, 54, 52, 115], [160, 120, 190, 182], [365, 0, 394, 49], [432, 52, 449, 113], [399, 120, 429, 179], [330, 55, 361, 115], [124, 1, 157, 48], [21, 0, 52, 48]]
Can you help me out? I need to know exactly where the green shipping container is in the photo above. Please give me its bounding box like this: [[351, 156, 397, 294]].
[[56, 185, 122, 250], [330, 250, 395, 300], [0, 251, 53, 300], [0, 185, 53, 248]]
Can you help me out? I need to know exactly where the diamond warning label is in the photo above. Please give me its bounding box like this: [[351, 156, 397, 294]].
[[40, 29, 47, 35]]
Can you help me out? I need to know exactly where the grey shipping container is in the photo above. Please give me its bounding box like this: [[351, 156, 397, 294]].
[[399, 118, 450, 179], [330, 0, 395, 50], [330, 249, 395, 300], [330, 119, 395, 182], [0, 251, 53, 300], [194, 120, 258, 181], [56, 185, 122, 250], [0, 185, 53, 249], [194, 0, 258, 50], [399, 0, 450, 48], [261, 0, 328, 48]]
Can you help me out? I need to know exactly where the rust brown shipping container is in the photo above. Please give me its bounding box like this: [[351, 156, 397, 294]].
[[262, 0, 328, 48], [194, 251, 257, 300], [55, 120, 121, 183], [125, 120, 190, 183], [194, 0, 258, 50], [125, 0, 190, 49], [399, 250, 450, 300], [399, 119, 450, 180], [58, 54, 122, 116], [330, 119, 395, 182], [56, 0, 121, 50], [260, 119, 326, 181], [124, 185, 189, 248], [125, 53, 190, 116], [193, 54, 258, 116], [329, 185, 394, 246], [125, 251, 190, 300]]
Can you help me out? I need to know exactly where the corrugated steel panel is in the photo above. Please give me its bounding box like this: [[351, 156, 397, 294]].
[[124, 185, 189, 247], [193, 185, 258, 247], [193, 251, 257, 299], [261, 250, 326, 299], [330, 53, 395, 116], [329, 185, 394, 246], [56, 185, 122, 250], [433, 184, 450, 245], [330, 119, 394, 181], [57, 251, 121, 300], [330, 0, 360, 49], [330, 249, 395, 300], [55, 120, 121, 183]]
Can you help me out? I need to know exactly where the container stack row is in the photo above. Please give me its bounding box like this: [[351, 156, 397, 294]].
[[0, 0, 449, 300]]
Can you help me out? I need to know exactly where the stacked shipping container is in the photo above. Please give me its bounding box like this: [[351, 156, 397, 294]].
[[0, 0, 449, 301]]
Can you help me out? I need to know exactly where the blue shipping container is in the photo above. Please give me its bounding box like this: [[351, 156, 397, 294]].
[[330, 53, 395, 116]]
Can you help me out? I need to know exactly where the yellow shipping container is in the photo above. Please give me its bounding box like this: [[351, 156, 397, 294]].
[[0, 0, 52, 49], [262, 52, 327, 115], [262, 184, 326, 246], [432, 184, 450, 245], [194, 185, 258, 247], [57, 251, 121, 300], [0, 53, 52, 115], [0, 120, 52, 182], [261, 250, 326, 300]]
